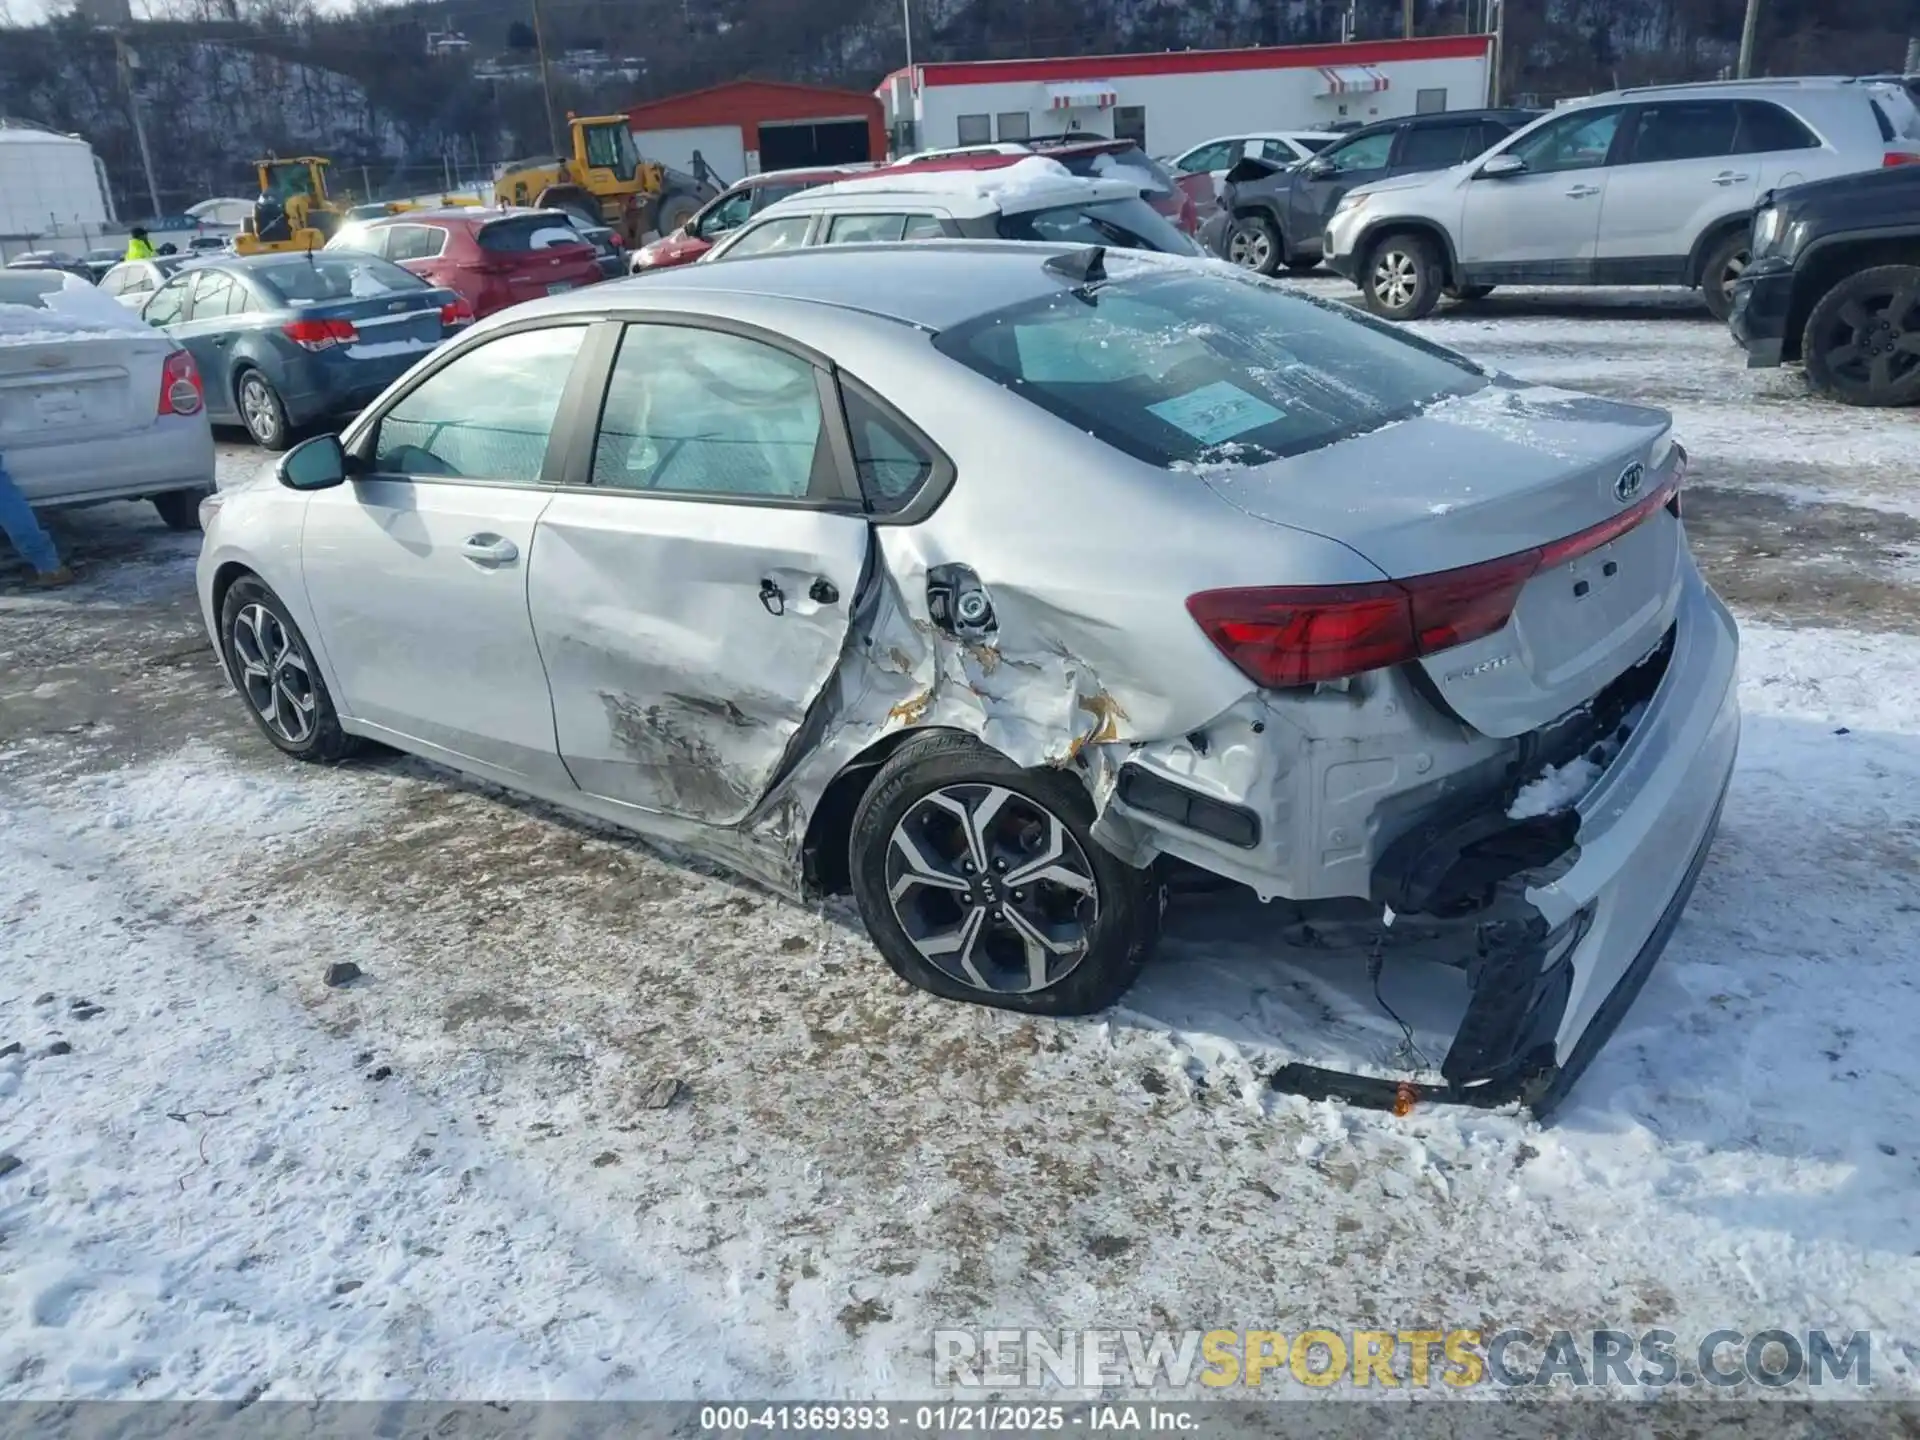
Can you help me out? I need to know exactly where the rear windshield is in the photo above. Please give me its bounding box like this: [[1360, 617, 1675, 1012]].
[[1055, 147, 1177, 196], [932, 266, 1484, 467], [995, 198, 1197, 255], [480, 215, 588, 252], [0, 273, 63, 307], [252, 253, 427, 304]]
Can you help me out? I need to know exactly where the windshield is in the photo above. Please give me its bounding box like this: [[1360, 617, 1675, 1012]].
[[1057, 146, 1175, 196], [264, 163, 315, 200], [584, 122, 641, 180], [251, 253, 427, 304], [932, 266, 1484, 467], [995, 198, 1198, 254]]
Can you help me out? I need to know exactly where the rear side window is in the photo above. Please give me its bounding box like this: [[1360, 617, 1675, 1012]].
[[826, 214, 908, 244], [373, 326, 587, 483], [144, 275, 191, 326], [385, 224, 448, 261], [1322, 129, 1396, 172], [995, 198, 1194, 254], [1734, 101, 1821, 153], [255, 253, 426, 303], [932, 268, 1483, 468], [479, 216, 581, 252], [1626, 101, 1740, 163], [1395, 122, 1484, 168], [841, 382, 938, 512]]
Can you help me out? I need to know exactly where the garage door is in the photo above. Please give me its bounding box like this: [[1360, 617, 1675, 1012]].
[[757, 118, 872, 171]]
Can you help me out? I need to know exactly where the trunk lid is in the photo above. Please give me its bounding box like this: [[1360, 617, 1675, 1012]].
[[294, 289, 451, 362], [0, 313, 169, 449], [1195, 382, 1683, 738]]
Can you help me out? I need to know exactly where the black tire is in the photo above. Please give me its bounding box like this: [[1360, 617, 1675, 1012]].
[[1360, 231, 1444, 321], [151, 487, 208, 532], [1800, 263, 1920, 408], [1283, 256, 1321, 274], [655, 189, 701, 237], [1224, 215, 1284, 276], [1699, 229, 1749, 323], [219, 576, 359, 763], [1446, 283, 1496, 302], [848, 731, 1159, 1016], [236, 369, 290, 451]]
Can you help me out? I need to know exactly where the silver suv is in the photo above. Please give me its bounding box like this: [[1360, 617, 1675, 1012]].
[[1324, 78, 1920, 321]]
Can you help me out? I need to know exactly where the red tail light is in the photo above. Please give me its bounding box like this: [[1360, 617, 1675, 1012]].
[[440, 296, 476, 327], [1884, 151, 1920, 167], [1188, 467, 1683, 689], [282, 317, 359, 351], [157, 348, 204, 417]]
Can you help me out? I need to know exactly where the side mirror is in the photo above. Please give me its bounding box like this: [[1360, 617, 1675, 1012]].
[[1305, 156, 1337, 179], [278, 432, 348, 491], [1478, 154, 1527, 179]]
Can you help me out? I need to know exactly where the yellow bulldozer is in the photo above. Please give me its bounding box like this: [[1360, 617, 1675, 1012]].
[[233, 156, 347, 255], [493, 114, 717, 246]]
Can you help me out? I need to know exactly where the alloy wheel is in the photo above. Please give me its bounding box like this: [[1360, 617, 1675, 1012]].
[[1716, 248, 1750, 304], [884, 783, 1099, 995], [231, 602, 316, 745], [1371, 249, 1420, 311], [240, 376, 281, 445], [1819, 285, 1920, 395], [1227, 225, 1272, 271]]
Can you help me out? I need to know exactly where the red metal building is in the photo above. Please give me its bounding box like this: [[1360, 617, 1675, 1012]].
[[625, 80, 886, 185]]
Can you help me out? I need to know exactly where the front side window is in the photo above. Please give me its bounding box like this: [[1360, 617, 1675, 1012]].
[[1323, 129, 1395, 172], [901, 214, 945, 239], [696, 188, 754, 236], [825, 213, 908, 245], [1180, 141, 1236, 173], [1506, 106, 1623, 173], [590, 325, 827, 500], [716, 217, 813, 260], [385, 224, 449, 262], [1625, 101, 1740, 163], [933, 266, 1483, 468], [957, 114, 992, 145], [327, 223, 386, 257], [372, 326, 586, 483], [996, 197, 1195, 255]]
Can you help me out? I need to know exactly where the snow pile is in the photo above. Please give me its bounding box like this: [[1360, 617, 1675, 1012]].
[[0, 302, 134, 347]]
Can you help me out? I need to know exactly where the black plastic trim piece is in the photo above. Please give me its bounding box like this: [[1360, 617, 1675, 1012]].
[[1116, 765, 1261, 849]]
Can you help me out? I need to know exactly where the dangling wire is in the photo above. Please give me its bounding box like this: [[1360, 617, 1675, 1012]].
[[1367, 932, 1432, 1078]]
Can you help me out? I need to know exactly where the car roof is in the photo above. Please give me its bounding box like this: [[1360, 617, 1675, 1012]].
[[526, 240, 1104, 331], [757, 161, 1141, 218], [1588, 76, 1887, 102]]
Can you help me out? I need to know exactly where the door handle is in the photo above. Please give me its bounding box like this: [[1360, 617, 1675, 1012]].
[[460, 535, 518, 566], [1565, 184, 1601, 198], [759, 578, 785, 616], [1711, 171, 1751, 186]]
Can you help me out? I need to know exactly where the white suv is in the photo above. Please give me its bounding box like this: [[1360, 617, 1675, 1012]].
[[1324, 78, 1920, 321]]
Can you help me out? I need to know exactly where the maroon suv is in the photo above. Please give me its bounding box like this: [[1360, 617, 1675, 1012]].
[[1029, 138, 1205, 234], [630, 167, 870, 272], [326, 208, 604, 318]]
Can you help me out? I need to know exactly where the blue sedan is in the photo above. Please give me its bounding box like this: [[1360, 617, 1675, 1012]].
[[140, 251, 473, 449]]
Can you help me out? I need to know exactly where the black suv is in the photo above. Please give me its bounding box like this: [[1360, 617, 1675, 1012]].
[[1202, 108, 1539, 275], [1730, 163, 1920, 406]]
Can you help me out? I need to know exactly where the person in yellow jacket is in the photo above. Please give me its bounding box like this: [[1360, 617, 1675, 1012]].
[[124, 227, 155, 261]]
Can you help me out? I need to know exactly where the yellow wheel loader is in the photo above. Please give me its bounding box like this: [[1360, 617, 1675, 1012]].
[[493, 114, 716, 246], [233, 157, 347, 255]]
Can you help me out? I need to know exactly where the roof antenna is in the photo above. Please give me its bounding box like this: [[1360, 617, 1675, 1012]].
[[1045, 245, 1106, 286]]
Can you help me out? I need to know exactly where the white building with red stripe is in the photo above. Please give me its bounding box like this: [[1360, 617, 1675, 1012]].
[[877, 36, 1495, 158]]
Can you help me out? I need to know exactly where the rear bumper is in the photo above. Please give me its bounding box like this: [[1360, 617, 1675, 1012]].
[[8, 414, 216, 507], [1280, 569, 1738, 1115], [1729, 260, 1795, 368]]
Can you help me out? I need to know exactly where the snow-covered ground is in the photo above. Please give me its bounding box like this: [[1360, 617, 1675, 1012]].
[[2, 284, 1918, 1403]]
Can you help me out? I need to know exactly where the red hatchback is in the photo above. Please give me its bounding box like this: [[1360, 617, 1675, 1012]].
[[326, 208, 604, 319]]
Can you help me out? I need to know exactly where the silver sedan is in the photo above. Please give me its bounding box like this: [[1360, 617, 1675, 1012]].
[[196, 242, 1739, 1116]]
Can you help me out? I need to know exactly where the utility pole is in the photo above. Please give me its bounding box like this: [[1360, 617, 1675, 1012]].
[[1737, 0, 1761, 78], [1403, 0, 1415, 42], [112, 33, 163, 220], [901, 0, 913, 76], [530, 0, 562, 156], [1490, 0, 1506, 107]]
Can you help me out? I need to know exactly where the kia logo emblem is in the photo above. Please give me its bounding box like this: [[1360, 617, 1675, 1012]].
[[1614, 462, 1645, 504]]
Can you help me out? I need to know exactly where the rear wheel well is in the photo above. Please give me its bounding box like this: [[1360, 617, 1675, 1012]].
[[1783, 236, 1920, 362], [801, 727, 966, 897]]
